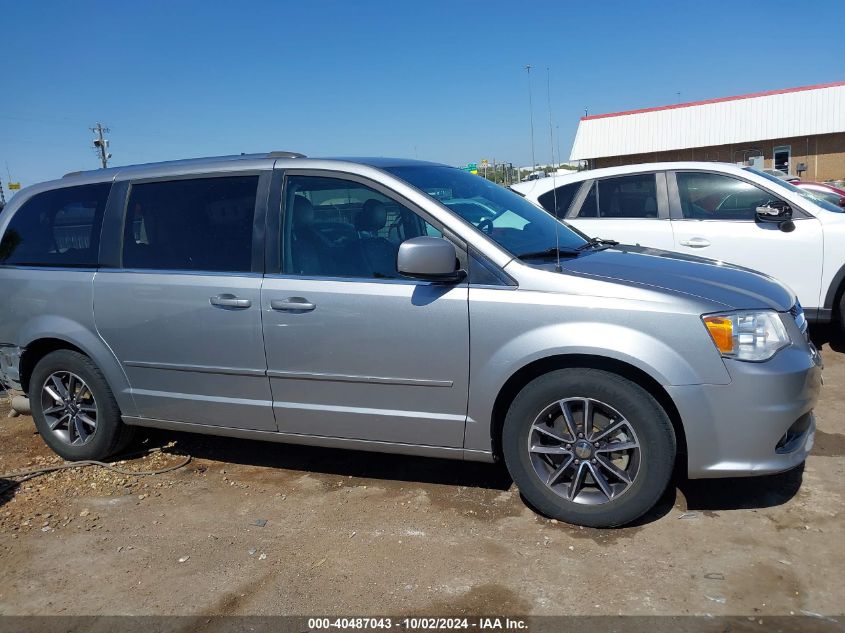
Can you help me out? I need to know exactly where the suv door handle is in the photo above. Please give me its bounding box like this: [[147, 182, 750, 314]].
[[271, 297, 316, 312], [679, 237, 711, 248], [210, 294, 252, 309]]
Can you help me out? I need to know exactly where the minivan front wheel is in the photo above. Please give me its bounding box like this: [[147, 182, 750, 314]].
[[30, 350, 134, 461], [503, 369, 675, 528]]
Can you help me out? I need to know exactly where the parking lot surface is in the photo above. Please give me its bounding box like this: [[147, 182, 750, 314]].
[[0, 336, 843, 617]]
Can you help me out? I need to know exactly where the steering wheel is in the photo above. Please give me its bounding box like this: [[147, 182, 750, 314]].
[[477, 218, 494, 235]]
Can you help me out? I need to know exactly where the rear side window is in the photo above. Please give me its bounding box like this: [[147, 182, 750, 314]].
[[122, 175, 259, 272], [576, 174, 658, 219], [598, 174, 658, 218], [0, 183, 110, 267], [537, 182, 582, 217], [578, 183, 598, 217]]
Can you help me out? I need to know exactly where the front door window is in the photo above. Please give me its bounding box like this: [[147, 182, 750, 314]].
[[282, 176, 440, 279], [676, 172, 781, 221]]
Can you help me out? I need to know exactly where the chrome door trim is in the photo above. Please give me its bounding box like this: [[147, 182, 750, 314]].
[[0, 265, 99, 272], [265, 369, 453, 387], [123, 360, 267, 377], [96, 269, 263, 278]]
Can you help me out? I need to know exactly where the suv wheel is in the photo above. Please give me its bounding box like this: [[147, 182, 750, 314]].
[[837, 292, 845, 339], [29, 350, 134, 461], [503, 368, 675, 527]]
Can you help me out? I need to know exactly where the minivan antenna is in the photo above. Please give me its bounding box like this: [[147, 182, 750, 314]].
[[546, 67, 561, 272]]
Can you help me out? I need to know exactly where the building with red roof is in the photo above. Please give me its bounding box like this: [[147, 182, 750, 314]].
[[570, 81, 845, 180]]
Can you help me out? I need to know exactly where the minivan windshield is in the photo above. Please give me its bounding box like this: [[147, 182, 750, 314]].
[[745, 167, 844, 213], [385, 165, 589, 259]]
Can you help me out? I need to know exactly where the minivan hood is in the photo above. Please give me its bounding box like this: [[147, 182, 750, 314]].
[[551, 245, 794, 312]]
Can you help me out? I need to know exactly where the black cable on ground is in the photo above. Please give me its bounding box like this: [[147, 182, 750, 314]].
[[0, 448, 192, 496]]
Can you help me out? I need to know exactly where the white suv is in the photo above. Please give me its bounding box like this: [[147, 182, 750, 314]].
[[512, 162, 845, 328]]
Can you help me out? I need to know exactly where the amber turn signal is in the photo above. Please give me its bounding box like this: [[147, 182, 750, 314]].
[[703, 316, 735, 354]]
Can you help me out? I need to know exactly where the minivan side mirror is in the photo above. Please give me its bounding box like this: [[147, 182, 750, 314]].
[[755, 201, 794, 232], [397, 236, 466, 283]]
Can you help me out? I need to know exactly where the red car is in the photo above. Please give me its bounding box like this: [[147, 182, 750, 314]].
[[795, 181, 845, 208]]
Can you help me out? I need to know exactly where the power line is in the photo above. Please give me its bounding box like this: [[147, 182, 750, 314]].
[[90, 122, 112, 168]]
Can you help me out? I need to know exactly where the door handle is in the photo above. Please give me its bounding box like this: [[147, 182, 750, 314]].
[[271, 297, 316, 312], [210, 294, 252, 309], [679, 237, 711, 248]]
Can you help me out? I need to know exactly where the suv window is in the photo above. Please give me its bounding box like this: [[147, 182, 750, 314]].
[[283, 176, 441, 279], [537, 182, 582, 217], [576, 174, 658, 219], [0, 183, 110, 267], [677, 172, 777, 221], [122, 175, 259, 272]]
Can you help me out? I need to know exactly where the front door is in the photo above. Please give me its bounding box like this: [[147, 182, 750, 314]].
[[669, 170, 824, 308], [261, 172, 470, 447], [94, 173, 276, 431]]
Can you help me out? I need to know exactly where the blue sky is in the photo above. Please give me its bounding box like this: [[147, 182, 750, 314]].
[[1, 0, 843, 188]]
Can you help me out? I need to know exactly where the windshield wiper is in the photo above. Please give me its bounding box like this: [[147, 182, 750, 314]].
[[577, 237, 619, 251], [517, 247, 581, 260]]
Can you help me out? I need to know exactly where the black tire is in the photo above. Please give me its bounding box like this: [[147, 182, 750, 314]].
[[837, 292, 845, 339], [502, 368, 675, 528], [29, 350, 134, 461]]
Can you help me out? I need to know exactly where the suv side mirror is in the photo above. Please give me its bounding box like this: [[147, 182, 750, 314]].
[[397, 236, 466, 283], [755, 201, 794, 232]]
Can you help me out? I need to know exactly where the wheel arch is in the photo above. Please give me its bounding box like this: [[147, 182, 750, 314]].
[[18, 318, 136, 417], [824, 261, 845, 315], [488, 353, 687, 465], [20, 338, 86, 393]]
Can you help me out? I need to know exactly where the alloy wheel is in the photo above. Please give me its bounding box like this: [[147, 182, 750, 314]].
[[40, 371, 99, 446], [527, 397, 641, 505]]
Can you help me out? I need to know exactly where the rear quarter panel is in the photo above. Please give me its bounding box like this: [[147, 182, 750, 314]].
[[0, 267, 136, 415]]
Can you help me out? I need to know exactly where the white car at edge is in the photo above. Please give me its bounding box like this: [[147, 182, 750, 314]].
[[511, 161, 845, 329]]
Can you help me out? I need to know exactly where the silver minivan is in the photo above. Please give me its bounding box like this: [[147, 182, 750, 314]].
[[0, 153, 822, 527]]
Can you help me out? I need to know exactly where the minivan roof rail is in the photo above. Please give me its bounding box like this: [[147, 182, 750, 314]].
[[266, 151, 306, 158], [60, 151, 305, 179]]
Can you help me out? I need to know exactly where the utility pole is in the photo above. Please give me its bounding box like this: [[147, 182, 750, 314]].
[[90, 122, 112, 168], [525, 65, 536, 173]]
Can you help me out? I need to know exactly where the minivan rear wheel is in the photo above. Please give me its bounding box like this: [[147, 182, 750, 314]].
[[502, 368, 675, 528], [30, 350, 135, 461]]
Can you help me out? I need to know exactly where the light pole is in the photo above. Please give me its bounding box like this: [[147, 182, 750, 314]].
[[556, 125, 561, 168], [525, 65, 536, 173]]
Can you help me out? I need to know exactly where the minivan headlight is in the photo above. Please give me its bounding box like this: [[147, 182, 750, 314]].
[[702, 310, 790, 362]]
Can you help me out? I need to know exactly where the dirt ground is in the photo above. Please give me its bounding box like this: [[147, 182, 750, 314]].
[[0, 331, 843, 618]]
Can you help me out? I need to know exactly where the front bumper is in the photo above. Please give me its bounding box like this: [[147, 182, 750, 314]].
[[667, 342, 822, 479], [0, 344, 23, 391]]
